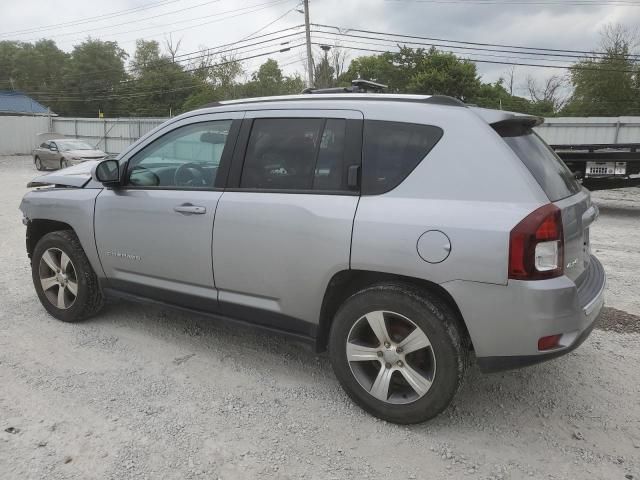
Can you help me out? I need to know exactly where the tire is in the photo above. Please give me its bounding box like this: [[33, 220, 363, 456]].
[[60, 158, 69, 169], [31, 230, 104, 322], [328, 283, 468, 424], [34, 156, 43, 171]]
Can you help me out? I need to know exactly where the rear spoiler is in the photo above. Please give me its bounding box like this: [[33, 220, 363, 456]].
[[469, 107, 544, 129]]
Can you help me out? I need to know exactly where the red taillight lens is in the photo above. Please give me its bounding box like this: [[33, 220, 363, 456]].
[[509, 204, 564, 280]]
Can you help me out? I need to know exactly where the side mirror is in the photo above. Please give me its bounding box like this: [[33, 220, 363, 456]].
[[93, 159, 121, 186], [50, 144, 58, 152]]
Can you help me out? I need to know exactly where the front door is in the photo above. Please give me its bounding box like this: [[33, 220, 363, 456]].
[[94, 113, 242, 308], [212, 110, 363, 335]]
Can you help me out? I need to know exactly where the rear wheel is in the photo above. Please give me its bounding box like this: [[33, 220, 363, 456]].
[[32, 230, 103, 322], [60, 158, 69, 169], [34, 156, 43, 171], [329, 283, 468, 424]]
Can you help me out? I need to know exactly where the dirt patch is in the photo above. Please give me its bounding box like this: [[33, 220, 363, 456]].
[[597, 306, 640, 334]]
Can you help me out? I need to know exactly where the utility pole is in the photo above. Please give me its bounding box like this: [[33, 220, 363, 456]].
[[303, 0, 314, 88]]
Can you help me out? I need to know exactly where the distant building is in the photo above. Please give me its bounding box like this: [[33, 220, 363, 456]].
[[0, 91, 54, 116]]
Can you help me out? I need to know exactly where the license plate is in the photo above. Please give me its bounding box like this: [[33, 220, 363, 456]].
[[585, 161, 626, 177]]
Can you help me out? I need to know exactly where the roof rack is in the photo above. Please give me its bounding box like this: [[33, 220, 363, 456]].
[[302, 79, 388, 95]]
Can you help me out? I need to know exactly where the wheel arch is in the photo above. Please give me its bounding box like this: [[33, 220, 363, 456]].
[[26, 219, 75, 259], [316, 269, 472, 353]]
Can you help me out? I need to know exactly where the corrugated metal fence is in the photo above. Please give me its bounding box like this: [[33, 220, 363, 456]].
[[0, 116, 50, 154], [52, 117, 167, 154]]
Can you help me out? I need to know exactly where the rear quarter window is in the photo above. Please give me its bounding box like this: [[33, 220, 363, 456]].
[[362, 120, 443, 195], [495, 122, 581, 201]]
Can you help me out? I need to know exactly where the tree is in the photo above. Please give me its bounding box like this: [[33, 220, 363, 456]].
[[0, 40, 69, 112], [525, 75, 567, 114], [563, 23, 640, 116], [314, 55, 335, 89], [342, 47, 481, 100], [125, 39, 198, 117], [182, 54, 244, 111], [240, 59, 305, 98], [404, 48, 480, 101], [61, 39, 128, 116]]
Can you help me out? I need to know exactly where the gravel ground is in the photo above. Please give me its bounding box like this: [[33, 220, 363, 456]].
[[1, 155, 639, 480]]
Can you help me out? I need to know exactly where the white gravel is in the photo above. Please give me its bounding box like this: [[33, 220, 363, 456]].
[[1, 155, 639, 480]]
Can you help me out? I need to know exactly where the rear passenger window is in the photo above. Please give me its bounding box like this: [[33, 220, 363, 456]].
[[362, 121, 443, 195], [494, 122, 581, 202], [240, 118, 349, 191]]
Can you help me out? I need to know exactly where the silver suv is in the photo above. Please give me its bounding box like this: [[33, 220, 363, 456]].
[[19, 93, 606, 424]]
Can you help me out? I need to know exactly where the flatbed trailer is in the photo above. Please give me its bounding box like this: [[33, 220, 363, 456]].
[[551, 143, 640, 190], [535, 117, 640, 190]]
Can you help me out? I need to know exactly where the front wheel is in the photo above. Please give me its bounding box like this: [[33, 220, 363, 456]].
[[32, 230, 104, 322], [60, 158, 69, 169], [34, 156, 43, 171], [329, 284, 468, 424]]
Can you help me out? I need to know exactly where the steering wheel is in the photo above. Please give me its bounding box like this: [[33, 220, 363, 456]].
[[174, 162, 207, 187]]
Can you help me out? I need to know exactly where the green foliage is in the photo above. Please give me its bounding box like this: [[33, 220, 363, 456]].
[[2, 25, 639, 118], [341, 47, 551, 115], [562, 55, 640, 116], [241, 58, 305, 97], [59, 39, 128, 116], [562, 23, 640, 116]]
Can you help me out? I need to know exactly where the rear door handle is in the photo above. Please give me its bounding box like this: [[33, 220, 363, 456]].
[[174, 204, 206, 215]]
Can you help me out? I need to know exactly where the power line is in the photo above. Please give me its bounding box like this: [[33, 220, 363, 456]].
[[312, 23, 640, 59], [0, 28, 305, 89], [47, 0, 295, 49], [31, 44, 304, 103], [318, 43, 640, 73], [239, 2, 302, 41], [311, 29, 638, 62], [311, 33, 586, 65], [0, 0, 182, 38]]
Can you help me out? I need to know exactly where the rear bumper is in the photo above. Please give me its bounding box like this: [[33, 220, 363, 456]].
[[442, 255, 606, 373]]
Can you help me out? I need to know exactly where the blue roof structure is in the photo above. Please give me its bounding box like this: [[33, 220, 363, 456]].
[[0, 91, 52, 115]]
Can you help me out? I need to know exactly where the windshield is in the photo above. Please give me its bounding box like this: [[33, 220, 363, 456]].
[[56, 140, 94, 151], [495, 122, 581, 201]]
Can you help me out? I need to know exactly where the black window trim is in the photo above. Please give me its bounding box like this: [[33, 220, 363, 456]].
[[226, 116, 363, 196], [116, 118, 241, 192]]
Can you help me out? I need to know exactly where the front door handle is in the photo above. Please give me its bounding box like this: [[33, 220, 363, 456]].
[[174, 203, 206, 215]]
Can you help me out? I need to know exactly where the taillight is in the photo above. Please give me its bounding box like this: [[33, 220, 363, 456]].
[[509, 204, 564, 280]]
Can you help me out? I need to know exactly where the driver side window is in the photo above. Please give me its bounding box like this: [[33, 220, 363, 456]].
[[126, 120, 232, 189]]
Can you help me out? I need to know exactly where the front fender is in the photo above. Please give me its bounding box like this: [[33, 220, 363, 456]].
[[20, 188, 104, 277]]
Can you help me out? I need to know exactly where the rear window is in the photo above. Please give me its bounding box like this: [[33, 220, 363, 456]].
[[495, 122, 581, 201], [362, 120, 443, 195]]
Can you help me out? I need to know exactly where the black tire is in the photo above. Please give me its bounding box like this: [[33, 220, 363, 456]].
[[60, 158, 68, 169], [328, 283, 469, 424], [34, 156, 43, 171], [31, 230, 104, 322]]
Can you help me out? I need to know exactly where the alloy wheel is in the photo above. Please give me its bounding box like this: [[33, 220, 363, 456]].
[[346, 310, 436, 404], [38, 248, 78, 310]]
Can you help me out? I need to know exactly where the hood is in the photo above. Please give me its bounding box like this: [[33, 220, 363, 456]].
[[27, 160, 100, 188], [64, 149, 107, 159]]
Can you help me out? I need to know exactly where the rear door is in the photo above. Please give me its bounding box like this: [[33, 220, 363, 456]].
[[496, 123, 592, 282], [212, 109, 363, 334]]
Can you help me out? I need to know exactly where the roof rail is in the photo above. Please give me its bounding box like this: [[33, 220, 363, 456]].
[[302, 78, 388, 95]]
